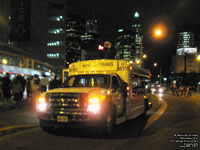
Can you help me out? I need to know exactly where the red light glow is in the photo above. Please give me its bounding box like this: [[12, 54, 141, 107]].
[[98, 45, 104, 50]]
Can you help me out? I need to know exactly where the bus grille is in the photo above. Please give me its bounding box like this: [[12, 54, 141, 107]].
[[46, 93, 87, 110]]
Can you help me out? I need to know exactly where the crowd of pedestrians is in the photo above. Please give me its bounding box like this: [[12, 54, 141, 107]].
[[171, 85, 192, 97], [0, 73, 61, 109]]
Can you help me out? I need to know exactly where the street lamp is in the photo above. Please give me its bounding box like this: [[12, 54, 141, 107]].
[[197, 55, 200, 61], [152, 23, 167, 40], [104, 41, 112, 59], [153, 62, 157, 67], [143, 54, 147, 59], [154, 62, 162, 85]]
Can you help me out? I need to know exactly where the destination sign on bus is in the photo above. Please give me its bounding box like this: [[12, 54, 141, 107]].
[[79, 60, 118, 71]]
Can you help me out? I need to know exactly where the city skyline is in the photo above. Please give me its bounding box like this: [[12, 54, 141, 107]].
[[66, 0, 200, 74]]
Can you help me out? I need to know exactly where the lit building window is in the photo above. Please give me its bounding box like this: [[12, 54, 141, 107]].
[[48, 16, 64, 22], [48, 28, 64, 34], [47, 41, 64, 46], [47, 53, 60, 59]]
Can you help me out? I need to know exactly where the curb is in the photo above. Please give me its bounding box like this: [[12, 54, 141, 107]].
[[0, 125, 39, 136]]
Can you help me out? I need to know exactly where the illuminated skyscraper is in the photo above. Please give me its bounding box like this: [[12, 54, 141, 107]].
[[65, 15, 85, 67], [81, 19, 101, 60], [115, 29, 135, 61], [176, 24, 198, 55], [172, 24, 200, 73], [131, 12, 143, 63], [115, 12, 143, 63]]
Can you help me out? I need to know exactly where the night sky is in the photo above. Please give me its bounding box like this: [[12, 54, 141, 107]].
[[66, 0, 200, 76]]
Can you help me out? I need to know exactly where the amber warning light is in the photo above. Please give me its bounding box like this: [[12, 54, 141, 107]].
[[98, 44, 104, 50]]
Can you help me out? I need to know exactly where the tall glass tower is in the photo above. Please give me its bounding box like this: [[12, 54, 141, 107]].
[[131, 12, 143, 63], [115, 12, 143, 64]]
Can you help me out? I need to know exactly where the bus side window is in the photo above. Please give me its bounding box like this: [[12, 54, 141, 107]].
[[112, 76, 119, 92]]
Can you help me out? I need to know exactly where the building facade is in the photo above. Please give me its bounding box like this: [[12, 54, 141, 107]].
[[172, 24, 200, 73], [0, 0, 66, 74], [131, 12, 143, 63], [115, 29, 135, 61], [81, 19, 101, 60], [176, 24, 198, 56], [65, 15, 85, 68], [115, 12, 143, 64], [171, 55, 200, 73], [31, 0, 66, 71]]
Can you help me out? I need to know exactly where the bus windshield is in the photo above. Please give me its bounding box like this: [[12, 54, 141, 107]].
[[63, 74, 110, 89]]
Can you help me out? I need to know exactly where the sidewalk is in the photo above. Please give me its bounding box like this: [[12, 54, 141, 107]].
[[0, 96, 29, 111]]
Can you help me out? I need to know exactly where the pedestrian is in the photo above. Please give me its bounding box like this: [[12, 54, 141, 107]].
[[26, 75, 33, 99], [39, 74, 49, 93], [0, 77, 3, 98], [2, 73, 12, 104], [12, 76, 23, 105], [0, 77, 4, 107], [179, 85, 185, 97], [30, 74, 40, 110], [185, 86, 191, 96], [49, 75, 60, 90], [17, 75, 26, 102]]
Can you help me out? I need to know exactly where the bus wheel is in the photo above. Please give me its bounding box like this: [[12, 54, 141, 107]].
[[39, 120, 55, 132], [101, 106, 116, 135], [144, 99, 149, 111]]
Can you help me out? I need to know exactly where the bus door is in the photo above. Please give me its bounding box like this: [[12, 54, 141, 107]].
[[131, 74, 145, 107], [62, 69, 69, 83], [111, 75, 125, 117]]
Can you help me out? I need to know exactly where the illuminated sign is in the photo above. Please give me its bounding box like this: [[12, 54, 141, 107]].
[[69, 60, 118, 72], [177, 48, 197, 55], [10, 0, 31, 41]]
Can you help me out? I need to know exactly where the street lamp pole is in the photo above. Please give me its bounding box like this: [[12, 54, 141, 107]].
[[139, 36, 143, 67], [184, 53, 187, 73], [160, 67, 162, 85], [154, 62, 162, 85]]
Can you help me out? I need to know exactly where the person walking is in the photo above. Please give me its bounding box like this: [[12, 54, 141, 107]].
[[2, 73, 12, 105], [12, 76, 23, 105], [39, 74, 49, 93], [26, 75, 33, 99], [180, 85, 185, 97], [30, 74, 40, 110], [49, 75, 60, 90], [18, 75, 26, 101]]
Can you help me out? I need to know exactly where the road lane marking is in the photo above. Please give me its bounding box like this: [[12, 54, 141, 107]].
[[144, 99, 167, 130], [0, 124, 39, 136], [0, 124, 38, 132]]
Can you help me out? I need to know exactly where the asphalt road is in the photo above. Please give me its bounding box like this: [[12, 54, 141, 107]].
[[0, 94, 199, 150]]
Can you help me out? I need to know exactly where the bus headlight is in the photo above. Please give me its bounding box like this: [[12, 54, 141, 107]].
[[37, 98, 47, 112], [87, 98, 100, 113]]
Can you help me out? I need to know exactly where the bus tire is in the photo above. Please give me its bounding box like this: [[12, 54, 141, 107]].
[[39, 119, 55, 132], [144, 98, 149, 112], [101, 105, 116, 135]]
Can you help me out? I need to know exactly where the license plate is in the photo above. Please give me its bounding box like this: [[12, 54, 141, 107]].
[[57, 116, 68, 122]]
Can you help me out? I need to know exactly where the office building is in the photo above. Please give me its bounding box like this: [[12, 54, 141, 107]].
[[1, 0, 67, 73], [81, 19, 101, 60], [172, 24, 200, 73], [115, 29, 135, 61], [65, 15, 85, 67], [115, 12, 143, 64]]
